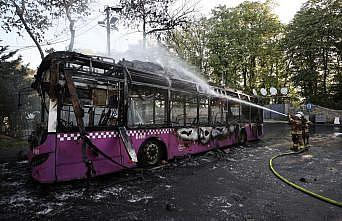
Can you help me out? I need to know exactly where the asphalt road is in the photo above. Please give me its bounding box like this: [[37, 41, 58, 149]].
[[0, 123, 341, 220]]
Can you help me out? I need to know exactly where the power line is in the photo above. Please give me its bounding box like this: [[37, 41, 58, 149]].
[[7, 13, 103, 50], [8, 22, 100, 52], [46, 13, 103, 43]]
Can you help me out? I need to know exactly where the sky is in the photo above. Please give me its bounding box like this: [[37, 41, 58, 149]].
[[1, 0, 307, 69]]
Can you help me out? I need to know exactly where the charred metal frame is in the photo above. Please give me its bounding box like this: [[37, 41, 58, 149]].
[[32, 51, 262, 133]]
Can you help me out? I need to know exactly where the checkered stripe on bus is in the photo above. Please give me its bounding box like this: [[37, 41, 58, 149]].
[[127, 128, 171, 136], [127, 128, 171, 139], [57, 128, 172, 141], [57, 131, 118, 141]]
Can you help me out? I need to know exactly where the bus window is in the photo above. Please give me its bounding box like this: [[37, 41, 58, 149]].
[[240, 95, 250, 123], [241, 104, 250, 123], [211, 98, 226, 125], [251, 106, 260, 123], [93, 89, 107, 106], [228, 101, 240, 123], [58, 86, 120, 131], [59, 87, 86, 129], [128, 89, 154, 126], [170, 92, 185, 126], [92, 88, 119, 127], [250, 97, 262, 123], [199, 97, 209, 125], [60, 104, 77, 128], [185, 96, 197, 126], [154, 93, 166, 125], [128, 86, 166, 127]]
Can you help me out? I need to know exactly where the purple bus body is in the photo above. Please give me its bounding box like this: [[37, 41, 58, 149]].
[[29, 123, 263, 183]]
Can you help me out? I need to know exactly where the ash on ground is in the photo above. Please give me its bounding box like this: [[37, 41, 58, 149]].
[[0, 123, 341, 220]]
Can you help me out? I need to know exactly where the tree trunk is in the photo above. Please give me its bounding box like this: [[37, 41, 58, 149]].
[[66, 6, 75, 51], [249, 56, 256, 89], [323, 48, 328, 95], [243, 67, 247, 88], [12, 1, 44, 59], [142, 13, 147, 48]]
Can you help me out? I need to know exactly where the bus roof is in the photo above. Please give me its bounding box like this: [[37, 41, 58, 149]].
[[34, 51, 256, 100]]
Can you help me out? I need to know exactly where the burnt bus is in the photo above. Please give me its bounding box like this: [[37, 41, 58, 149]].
[[28, 51, 263, 183]]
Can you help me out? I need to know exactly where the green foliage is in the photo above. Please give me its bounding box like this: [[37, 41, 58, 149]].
[[166, 18, 210, 75], [0, 0, 52, 41], [0, 0, 59, 58], [166, 0, 341, 108], [206, 1, 285, 91], [0, 0, 90, 57], [285, 0, 342, 108], [0, 42, 39, 136]]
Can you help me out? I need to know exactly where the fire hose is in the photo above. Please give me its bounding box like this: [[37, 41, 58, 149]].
[[269, 149, 342, 208]]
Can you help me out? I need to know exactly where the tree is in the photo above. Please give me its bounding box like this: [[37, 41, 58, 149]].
[[0, 0, 56, 59], [206, 1, 285, 91], [0, 42, 38, 136], [285, 0, 341, 108], [166, 18, 210, 76], [48, 0, 90, 51], [119, 0, 197, 45]]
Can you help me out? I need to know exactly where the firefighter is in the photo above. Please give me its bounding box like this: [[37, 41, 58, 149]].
[[301, 114, 311, 148], [288, 113, 304, 151]]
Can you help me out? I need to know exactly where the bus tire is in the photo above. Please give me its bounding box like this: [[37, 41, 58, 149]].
[[238, 130, 247, 146], [138, 139, 164, 167]]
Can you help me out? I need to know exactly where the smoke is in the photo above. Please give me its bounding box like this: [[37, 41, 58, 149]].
[[109, 41, 213, 93], [79, 40, 286, 117]]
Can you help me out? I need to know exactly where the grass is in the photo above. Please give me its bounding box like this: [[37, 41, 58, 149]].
[[0, 134, 27, 149]]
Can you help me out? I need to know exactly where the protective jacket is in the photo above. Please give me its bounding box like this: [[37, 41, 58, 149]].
[[288, 115, 303, 135]]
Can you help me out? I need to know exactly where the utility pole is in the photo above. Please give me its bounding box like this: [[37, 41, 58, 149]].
[[105, 6, 110, 56], [99, 6, 123, 57]]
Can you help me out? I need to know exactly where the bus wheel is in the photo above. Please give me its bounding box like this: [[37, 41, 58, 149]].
[[238, 130, 247, 146], [138, 140, 163, 167]]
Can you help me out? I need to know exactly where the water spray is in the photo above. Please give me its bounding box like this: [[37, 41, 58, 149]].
[[107, 43, 288, 117], [213, 91, 287, 117]]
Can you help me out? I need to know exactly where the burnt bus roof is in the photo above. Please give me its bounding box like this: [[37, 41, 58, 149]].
[[34, 51, 199, 93], [34, 51, 255, 99]]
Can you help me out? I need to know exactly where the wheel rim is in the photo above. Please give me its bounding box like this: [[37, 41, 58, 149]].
[[143, 142, 160, 165]]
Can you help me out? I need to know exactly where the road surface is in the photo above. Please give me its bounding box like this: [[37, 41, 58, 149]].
[[0, 123, 341, 220]]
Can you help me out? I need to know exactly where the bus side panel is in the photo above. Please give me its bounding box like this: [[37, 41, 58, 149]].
[[192, 133, 237, 154], [210, 133, 237, 149], [245, 123, 264, 141], [119, 126, 243, 166], [30, 134, 56, 183], [118, 128, 197, 163], [55, 131, 123, 182], [120, 129, 174, 166], [168, 128, 192, 158], [169, 127, 237, 157], [244, 123, 254, 141]]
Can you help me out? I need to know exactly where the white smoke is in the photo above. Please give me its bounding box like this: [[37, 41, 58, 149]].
[[78, 40, 286, 117]]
